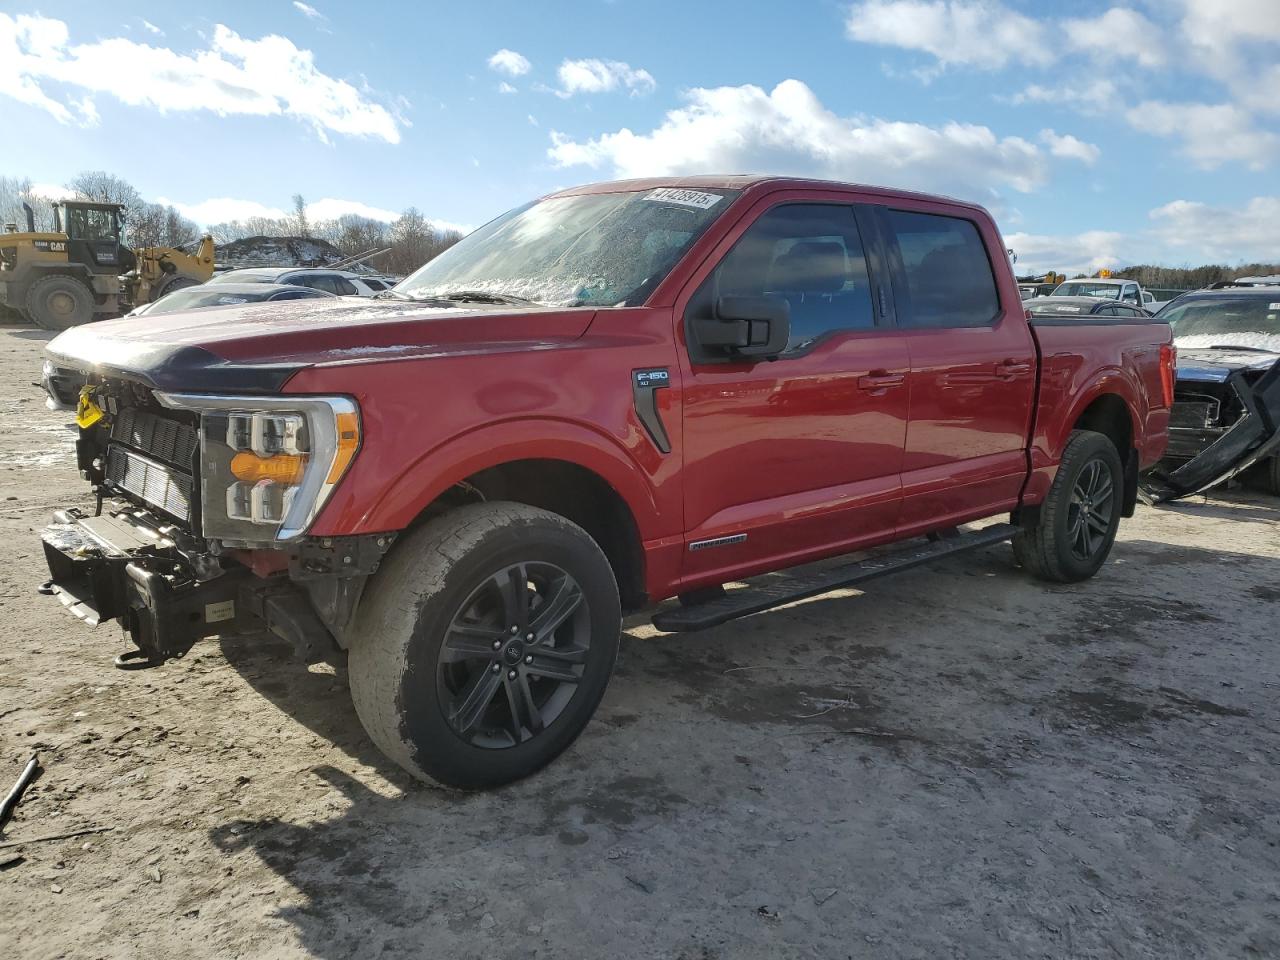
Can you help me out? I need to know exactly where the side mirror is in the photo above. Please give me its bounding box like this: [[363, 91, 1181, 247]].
[[691, 295, 790, 360]]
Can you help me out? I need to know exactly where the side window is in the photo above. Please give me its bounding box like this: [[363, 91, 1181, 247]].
[[334, 277, 359, 296], [304, 275, 340, 295], [707, 204, 875, 353], [884, 209, 1000, 328]]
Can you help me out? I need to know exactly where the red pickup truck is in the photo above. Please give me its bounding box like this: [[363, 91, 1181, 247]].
[[41, 176, 1173, 788]]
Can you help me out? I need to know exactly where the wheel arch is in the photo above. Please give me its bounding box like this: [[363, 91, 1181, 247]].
[[316, 420, 663, 611], [1069, 389, 1140, 517]]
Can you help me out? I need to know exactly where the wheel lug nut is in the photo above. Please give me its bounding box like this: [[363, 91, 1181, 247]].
[[492, 640, 502, 650], [491, 663, 501, 673], [510, 626, 519, 635], [507, 670, 517, 680], [525, 655, 533, 664]]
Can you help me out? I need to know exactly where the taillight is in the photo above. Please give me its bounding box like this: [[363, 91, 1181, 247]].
[[1159, 342, 1176, 408]]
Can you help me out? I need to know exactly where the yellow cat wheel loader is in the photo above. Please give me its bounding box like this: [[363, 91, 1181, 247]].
[[0, 200, 214, 330]]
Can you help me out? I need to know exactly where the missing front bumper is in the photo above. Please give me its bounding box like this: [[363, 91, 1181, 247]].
[[40, 506, 345, 666], [41, 507, 251, 663]]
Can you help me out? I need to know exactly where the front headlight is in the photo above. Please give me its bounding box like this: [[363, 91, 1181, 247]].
[[156, 392, 360, 543]]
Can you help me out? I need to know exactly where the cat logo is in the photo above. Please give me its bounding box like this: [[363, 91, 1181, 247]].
[[34, 240, 67, 253]]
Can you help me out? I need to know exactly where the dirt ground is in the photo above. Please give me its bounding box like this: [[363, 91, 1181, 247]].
[[0, 321, 1277, 959]]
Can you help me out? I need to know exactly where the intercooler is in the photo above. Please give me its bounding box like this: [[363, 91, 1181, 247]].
[[103, 406, 198, 524]]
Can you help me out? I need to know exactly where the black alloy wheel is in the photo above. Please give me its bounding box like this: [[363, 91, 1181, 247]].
[[438, 561, 590, 749], [1066, 458, 1116, 562]]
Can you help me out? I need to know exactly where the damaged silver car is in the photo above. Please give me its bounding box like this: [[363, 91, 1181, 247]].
[[1142, 286, 1280, 501]]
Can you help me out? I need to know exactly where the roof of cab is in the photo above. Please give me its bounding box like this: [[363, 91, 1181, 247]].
[[547, 175, 987, 214]]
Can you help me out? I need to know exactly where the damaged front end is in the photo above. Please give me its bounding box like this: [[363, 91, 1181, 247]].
[[1141, 356, 1280, 502], [39, 374, 391, 668]]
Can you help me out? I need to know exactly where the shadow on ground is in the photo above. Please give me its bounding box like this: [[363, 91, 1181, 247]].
[[208, 534, 1280, 959]]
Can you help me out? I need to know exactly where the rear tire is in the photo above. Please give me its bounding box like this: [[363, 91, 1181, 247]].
[[27, 275, 94, 330], [348, 502, 621, 789], [1014, 429, 1124, 583]]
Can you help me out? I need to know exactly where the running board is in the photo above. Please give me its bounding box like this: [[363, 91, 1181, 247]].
[[651, 523, 1018, 633]]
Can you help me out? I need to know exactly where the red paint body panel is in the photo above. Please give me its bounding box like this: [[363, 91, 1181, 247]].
[[1020, 321, 1173, 504], [75, 177, 1171, 605]]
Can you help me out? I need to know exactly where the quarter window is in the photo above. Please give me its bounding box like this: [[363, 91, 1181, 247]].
[[706, 204, 875, 353], [884, 210, 1000, 328]]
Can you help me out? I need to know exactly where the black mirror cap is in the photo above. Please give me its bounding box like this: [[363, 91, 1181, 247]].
[[716, 295, 790, 358]]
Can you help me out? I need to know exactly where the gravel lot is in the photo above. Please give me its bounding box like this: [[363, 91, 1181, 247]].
[[1, 321, 1277, 959]]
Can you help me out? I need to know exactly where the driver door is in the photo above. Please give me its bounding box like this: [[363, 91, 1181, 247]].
[[676, 198, 909, 585]]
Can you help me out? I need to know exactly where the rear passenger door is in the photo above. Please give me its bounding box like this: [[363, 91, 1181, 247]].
[[677, 199, 910, 583], [873, 205, 1037, 533]]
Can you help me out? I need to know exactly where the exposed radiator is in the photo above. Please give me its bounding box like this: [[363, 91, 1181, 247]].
[[104, 407, 198, 523]]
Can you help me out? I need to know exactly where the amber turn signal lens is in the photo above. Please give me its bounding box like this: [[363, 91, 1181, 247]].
[[230, 451, 307, 485], [327, 411, 360, 483]]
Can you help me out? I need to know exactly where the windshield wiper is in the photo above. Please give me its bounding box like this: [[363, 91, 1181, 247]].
[[432, 290, 538, 305]]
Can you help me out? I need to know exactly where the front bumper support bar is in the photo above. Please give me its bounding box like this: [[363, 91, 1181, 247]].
[[41, 507, 251, 663]]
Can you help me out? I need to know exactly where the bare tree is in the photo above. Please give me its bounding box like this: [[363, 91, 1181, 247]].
[[0, 176, 59, 231], [292, 194, 310, 238]]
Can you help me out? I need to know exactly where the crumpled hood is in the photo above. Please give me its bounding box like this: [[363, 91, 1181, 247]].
[[1174, 333, 1280, 382], [45, 297, 596, 393]]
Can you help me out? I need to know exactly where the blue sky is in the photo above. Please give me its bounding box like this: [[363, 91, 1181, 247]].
[[2, 0, 1278, 272]]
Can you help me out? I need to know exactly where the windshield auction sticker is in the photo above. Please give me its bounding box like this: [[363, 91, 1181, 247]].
[[645, 188, 723, 210]]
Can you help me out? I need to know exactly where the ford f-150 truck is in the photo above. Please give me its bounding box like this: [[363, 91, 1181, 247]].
[[38, 176, 1174, 788]]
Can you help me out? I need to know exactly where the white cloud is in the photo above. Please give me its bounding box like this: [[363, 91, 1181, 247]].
[[0, 13, 401, 142], [305, 198, 400, 222], [1063, 7, 1163, 68], [140, 19, 162, 36], [845, 0, 1052, 70], [487, 48, 531, 77], [158, 195, 471, 234], [1178, 0, 1280, 62], [1039, 129, 1099, 164], [1004, 229, 1127, 275], [30, 182, 77, 201], [1006, 194, 1280, 272], [549, 79, 1048, 198], [497, 81, 517, 95], [556, 59, 656, 97], [292, 2, 326, 20], [1129, 100, 1279, 170], [160, 197, 289, 224], [1149, 196, 1280, 263], [1009, 77, 1118, 112]]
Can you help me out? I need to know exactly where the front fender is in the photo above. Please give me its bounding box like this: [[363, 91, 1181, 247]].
[[308, 417, 666, 539]]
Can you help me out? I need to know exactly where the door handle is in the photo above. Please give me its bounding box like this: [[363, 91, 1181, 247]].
[[857, 371, 905, 391], [996, 359, 1033, 380]]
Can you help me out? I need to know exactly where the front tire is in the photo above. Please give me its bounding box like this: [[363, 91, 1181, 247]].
[[348, 502, 621, 789], [27, 275, 95, 330], [1014, 429, 1124, 583]]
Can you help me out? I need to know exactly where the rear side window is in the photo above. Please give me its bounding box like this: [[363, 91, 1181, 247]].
[[709, 204, 875, 353], [332, 277, 359, 296], [884, 210, 1000, 328]]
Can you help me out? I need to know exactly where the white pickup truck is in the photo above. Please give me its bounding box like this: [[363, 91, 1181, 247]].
[[1050, 277, 1157, 310]]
